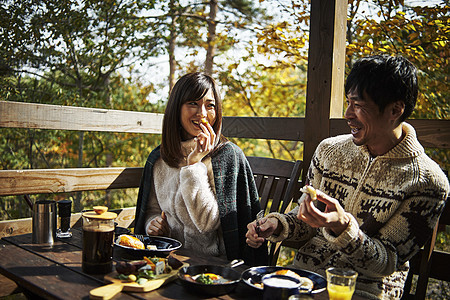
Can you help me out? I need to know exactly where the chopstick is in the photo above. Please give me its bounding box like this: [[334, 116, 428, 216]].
[[255, 210, 264, 234]]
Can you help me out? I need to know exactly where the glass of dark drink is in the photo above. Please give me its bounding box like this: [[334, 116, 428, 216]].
[[82, 207, 117, 274]]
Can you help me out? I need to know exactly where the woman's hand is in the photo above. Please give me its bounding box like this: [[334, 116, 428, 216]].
[[146, 211, 170, 236], [187, 120, 216, 165], [245, 217, 280, 248], [297, 189, 349, 236]]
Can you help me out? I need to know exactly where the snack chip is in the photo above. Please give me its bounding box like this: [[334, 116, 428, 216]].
[[300, 185, 317, 200]]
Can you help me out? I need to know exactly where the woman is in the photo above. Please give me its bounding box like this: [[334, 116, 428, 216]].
[[134, 72, 267, 266]]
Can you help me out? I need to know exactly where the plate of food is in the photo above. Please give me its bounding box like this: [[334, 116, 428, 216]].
[[114, 234, 182, 259], [89, 255, 187, 299], [241, 266, 326, 293]]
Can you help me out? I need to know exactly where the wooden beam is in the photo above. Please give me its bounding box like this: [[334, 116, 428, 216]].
[[222, 116, 305, 141], [408, 119, 450, 149], [303, 0, 348, 182], [330, 119, 450, 149], [0, 101, 164, 134], [330, 0, 347, 118], [1, 101, 448, 148], [0, 167, 143, 196]]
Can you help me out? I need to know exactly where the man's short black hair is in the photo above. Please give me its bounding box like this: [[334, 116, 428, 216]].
[[345, 55, 418, 122]]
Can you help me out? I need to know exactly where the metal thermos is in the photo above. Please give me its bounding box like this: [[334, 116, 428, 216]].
[[32, 200, 57, 244]]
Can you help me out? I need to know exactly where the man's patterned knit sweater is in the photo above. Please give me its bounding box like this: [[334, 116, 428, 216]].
[[267, 123, 449, 299]]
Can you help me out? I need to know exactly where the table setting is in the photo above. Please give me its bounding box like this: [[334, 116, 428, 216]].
[[0, 203, 364, 300]]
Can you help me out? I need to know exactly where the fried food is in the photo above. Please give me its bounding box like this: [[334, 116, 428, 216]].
[[274, 269, 303, 281], [116, 234, 145, 249], [300, 185, 317, 200], [200, 118, 208, 124]]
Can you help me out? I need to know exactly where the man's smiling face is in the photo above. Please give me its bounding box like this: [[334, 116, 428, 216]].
[[344, 90, 401, 156]]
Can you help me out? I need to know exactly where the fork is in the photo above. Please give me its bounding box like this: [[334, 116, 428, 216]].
[[134, 234, 145, 243], [255, 210, 264, 235]]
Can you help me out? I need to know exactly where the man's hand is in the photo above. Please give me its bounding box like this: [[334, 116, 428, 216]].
[[297, 189, 350, 236], [245, 217, 280, 248], [146, 211, 170, 236]]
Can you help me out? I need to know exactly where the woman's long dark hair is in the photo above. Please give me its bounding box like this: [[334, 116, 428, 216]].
[[161, 72, 228, 168]]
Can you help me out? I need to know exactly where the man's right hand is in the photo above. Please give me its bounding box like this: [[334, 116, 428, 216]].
[[146, 211, 170, 236], [245, 217, 280, 248]]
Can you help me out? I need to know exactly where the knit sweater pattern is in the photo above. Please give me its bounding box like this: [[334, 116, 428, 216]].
[[268, 123, 449, 299]]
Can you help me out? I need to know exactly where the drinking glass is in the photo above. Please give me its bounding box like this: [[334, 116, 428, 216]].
[[326, 267, 358, 300]]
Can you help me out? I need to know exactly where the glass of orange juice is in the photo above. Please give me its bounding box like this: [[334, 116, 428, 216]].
[[326, 268, 358, 300]]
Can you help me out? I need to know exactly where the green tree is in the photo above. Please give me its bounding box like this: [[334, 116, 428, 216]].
[[345, 0, 449, 171], [1, 0, 164, 210]]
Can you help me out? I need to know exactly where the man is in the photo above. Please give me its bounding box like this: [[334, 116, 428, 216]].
[[246, 55, 449, 299]]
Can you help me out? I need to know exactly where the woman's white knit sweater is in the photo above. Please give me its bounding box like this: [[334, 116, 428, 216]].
[[267, 123, 449, 299], [144, 140, 226, 257]]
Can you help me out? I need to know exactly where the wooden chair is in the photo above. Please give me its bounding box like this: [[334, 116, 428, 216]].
[[246, 156, 303, 265], [402, 197, 450, 299]]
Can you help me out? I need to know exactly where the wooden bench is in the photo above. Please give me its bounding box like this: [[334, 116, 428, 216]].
[[247, 156, 303, 265]]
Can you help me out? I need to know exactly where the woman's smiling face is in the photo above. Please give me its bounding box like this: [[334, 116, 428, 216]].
[[180, 89, 216, 140]]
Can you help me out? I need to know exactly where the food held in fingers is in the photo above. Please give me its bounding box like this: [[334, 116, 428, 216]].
[[300, 185, 317, 200], [200, 118, 208, 125]]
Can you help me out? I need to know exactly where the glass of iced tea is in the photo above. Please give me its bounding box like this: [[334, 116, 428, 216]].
[[326, 268, 358, 300], [82, 207, 117, 274]]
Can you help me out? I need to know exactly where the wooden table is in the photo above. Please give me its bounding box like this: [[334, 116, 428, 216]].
[[0, 229, 361, 300]]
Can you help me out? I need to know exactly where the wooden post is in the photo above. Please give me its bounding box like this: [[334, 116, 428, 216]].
[[302, 0, 347, 183]]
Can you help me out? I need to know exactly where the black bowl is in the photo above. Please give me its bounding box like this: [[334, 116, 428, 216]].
[[114, 235, 182, 260], [178, 263, 242, 296]]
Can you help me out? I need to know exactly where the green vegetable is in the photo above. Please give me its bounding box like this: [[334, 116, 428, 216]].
[[116, 268, 155, 284], [117, 274, 129, 280], [138, 269, 156, 279], [149, 257, 160, 264], [195, 274, 214, 285]]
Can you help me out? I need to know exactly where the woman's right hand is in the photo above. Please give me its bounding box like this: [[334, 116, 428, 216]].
[[187, 120, 216, 165], [146, 211, 170, 236]]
